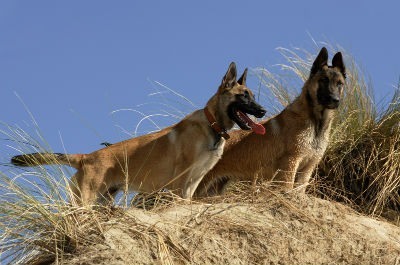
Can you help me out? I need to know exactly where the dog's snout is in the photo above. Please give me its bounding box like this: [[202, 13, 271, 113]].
[[255, 106, 266, 118], [330, 94, 340, 103]]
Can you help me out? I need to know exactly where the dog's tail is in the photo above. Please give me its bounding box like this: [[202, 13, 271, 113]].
[[11, 152, 83, 169]]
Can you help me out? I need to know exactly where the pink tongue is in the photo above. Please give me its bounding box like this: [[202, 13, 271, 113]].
[[238, 111, 266, 135]]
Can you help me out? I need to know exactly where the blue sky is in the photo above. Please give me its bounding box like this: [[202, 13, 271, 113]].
[[0, 1, 399, 158]]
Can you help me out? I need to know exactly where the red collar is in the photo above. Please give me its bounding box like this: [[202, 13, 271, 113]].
[[204, 107, 230, 140]]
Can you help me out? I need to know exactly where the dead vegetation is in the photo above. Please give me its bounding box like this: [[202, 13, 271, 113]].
[[0, 44, 399, 264], [49, 184, 400, 265]]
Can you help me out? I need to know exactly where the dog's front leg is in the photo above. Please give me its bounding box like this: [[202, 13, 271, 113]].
[[272, 155, 300, 191], [182, 166, 211, 199], [294, 161, 317, 193], [182, 176, 202, 199]]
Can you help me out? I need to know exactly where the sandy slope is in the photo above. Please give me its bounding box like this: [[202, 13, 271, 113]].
[[61, 193, 400, 265]]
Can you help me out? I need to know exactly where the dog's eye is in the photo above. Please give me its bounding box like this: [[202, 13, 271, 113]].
[[319, 77, 329, 87], [337, 81, 344, 90], [321, 77, 329, 84], [243, 90, 250, 99]]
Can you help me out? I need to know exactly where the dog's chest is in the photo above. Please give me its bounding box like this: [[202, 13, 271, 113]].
[[190, 133, 226, 162], [297, 126, 328, 157], [211, 137, 225, 158], [191, 137, 226, 178]]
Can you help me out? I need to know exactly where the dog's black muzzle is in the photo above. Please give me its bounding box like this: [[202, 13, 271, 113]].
[[241, 100, 266, 118], [228, 98, 266, 131], [318, 91, 340, 109]]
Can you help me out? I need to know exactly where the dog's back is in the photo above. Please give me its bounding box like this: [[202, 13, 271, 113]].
[[11, 62, 266, 204]]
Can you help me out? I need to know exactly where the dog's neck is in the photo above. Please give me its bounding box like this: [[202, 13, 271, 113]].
[[288, 88, 336, 138], [205, 94, 234, 139], [204, 107, 230, 140]]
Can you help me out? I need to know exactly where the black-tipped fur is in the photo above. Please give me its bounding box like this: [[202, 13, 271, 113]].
[[11, 153, 65, 167]]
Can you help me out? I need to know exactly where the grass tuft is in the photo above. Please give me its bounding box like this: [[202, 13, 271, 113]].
[[255, 44, 400, 219]]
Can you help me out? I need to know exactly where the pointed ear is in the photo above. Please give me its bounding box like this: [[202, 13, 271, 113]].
[[221, 62, 237, 89], [310, 47, 329, 77], [237, 68, 248, 86], [332, 52, 346, 78]]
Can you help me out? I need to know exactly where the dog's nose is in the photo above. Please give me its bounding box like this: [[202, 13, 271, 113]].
[[330, 94, 340, 103], [256, 107, 267, 118]]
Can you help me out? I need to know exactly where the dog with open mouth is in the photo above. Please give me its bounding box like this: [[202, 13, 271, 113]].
[[11, 62, 266, 205], [195, 47, 346, 196]]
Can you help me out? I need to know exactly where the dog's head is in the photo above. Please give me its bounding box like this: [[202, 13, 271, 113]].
[[307, 47, 346, 109], [217, 62, 266, 135]]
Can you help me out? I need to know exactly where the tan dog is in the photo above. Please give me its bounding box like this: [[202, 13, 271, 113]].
[[11, 62, 266, 205], [195, 47, 346, 196]]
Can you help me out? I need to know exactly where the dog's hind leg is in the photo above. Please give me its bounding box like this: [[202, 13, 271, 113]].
[[69, 173, 83, 205], [97, 186, 121, 205], [70, 168, 104, 206]]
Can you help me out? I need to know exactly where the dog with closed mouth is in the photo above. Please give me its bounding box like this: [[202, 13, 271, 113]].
[[11, 62, 266, 205], [195, 47, 346, 196]]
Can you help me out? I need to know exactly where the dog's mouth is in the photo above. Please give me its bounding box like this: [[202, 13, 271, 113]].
[[325, 103, 339, 109], [326, 96, 340, 109], [228, 103, 266, 135], [317, 95, 340, 109], [317, 85, 340, 110]]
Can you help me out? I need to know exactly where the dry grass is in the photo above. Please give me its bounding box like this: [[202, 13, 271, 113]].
[[0, 173, 105, 264], [0, 126, 108, 264], [0, 43, 399, 264], [0, 155, 188, 264], [50, 183, 400, 265], [254, 44, 400, 219]]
